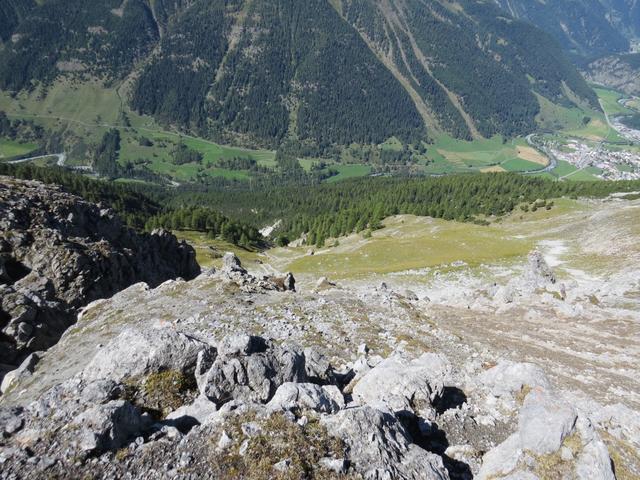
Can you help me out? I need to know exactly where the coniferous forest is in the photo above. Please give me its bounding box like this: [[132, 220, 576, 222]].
[[3, 162, 640, 248], [0, 0, 597, 151]]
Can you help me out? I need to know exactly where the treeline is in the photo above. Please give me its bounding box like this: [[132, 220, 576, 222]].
[[4, 163, 640, 251], [145, 207, 262, 248], [218, 157, 268, 173], [172, 143, 203, 165], [0, 163, 264, 248], [94, 129, 121, 178], [93, 129, 170, 184], [0, 111, 45, 146], [164, 174, 640, 247]]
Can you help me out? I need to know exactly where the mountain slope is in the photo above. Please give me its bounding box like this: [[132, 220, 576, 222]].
[[0, 0, 36, 44], [131, 0, 425, 148], [0, 0, 598, 147], [585, 53, 640, 95], [492, 0, 634, 57], [339, 0, 598, 139]]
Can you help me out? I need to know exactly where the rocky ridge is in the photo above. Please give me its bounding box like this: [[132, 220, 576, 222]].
[[0, 177, 200, 375], [0, 253, 636, 479]]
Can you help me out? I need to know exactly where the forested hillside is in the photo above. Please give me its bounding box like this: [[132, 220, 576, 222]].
[[340, 0, 597, 139], [4, 162, 640, 250], [0, 0, 158, 90], [0, 0, 598, 150], [492, 0, 636, 57], [0, 0, 35, 44]]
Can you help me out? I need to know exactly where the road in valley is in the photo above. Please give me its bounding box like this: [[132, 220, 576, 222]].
[[7, 152, 66, 166]]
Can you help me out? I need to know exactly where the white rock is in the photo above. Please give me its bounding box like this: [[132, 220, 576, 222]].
[[267, 383, 343, 414], [321, 406, 449, 480], [217, 431, 233, 450], [82, 326, 212, 382], [352, 353, 450, 418], [518, 389, 577, 455], [478, 361, 551, 398], [166, 395, 217, 429], [1, 352, 40, 394]]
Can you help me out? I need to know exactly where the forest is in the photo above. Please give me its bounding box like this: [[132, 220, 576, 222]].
[[3, 162, 640, 250], [0, 0, 599, 151]]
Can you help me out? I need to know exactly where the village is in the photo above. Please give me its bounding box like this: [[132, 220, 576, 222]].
[[549, 138, 640, 180]]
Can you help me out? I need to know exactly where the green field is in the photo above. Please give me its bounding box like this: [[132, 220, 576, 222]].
[[0, 79, 276, 181], [326, 164, 372, 182], [563, 167, 602, 181], [501, 158, 544, 172], [0, 139, 38, 159], [421, 135, 547, 174], [593, 87, 634, 116], [546, 160, 602, 181], [549, 160, 579, 178], [534, 90, 626, 142], [272, 215, 533, 278]]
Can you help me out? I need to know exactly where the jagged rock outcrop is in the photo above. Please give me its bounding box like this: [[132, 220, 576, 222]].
[[0, 177, 200, 368], [321, 406, 450, 480], [0, 322, 621, 480], [214, 252, 296, 293], [195, 334, 307, 405], [0, 213, 633, 480]]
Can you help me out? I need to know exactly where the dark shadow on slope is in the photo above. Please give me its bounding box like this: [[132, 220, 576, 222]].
[[434, 386, 467, 415], [399, 408, 473, 480]]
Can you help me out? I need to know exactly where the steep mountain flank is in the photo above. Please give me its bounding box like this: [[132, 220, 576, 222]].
[[492, 0, 634, 57], [585, 53, 640, 96], [338, 0, 597, 139], [0, 0, 597, 147], [0, 177, 200, 369], [0, 0, 36, 44]]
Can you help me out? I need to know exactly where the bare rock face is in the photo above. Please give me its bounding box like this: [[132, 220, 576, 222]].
[[195, 334, 307, 405], [0, 177, 200, 367], [81, 326, 212, 383], [352, 353, 450, 423], [321, 405, 450, 480]]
